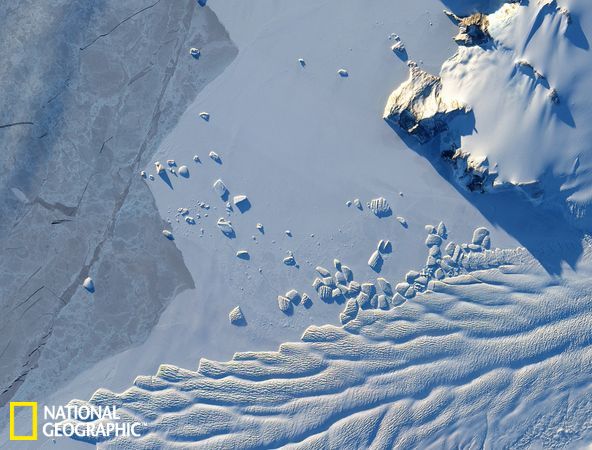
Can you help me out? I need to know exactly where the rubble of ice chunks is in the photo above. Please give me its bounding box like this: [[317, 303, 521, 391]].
[[383, 61, 468, 144], [276, 288, 312, 315], [353, 198, 363, 210], [330, 223, 502, 325], [444, 10, 491, 47], [368, 197, 392, 217]]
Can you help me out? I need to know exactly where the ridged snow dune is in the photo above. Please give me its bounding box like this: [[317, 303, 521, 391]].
[[64, 233, 592, 448]]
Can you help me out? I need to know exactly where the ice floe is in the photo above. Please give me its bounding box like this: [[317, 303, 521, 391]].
[[367, 250, 383, 272], [228, 306, 245, 326], [233, 194, 250, 212], [368, 197, 392, 217], [216, 218, 235, 238], [177, 165, 189, 178], [82, 277, 94, 293], [236, 250, 250, 260], [212, 179, 228, 198], [208, 151, 221, 164], [277, 295, 292, 314]]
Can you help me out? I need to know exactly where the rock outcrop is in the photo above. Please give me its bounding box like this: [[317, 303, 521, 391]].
[[444, 11, 491, 46], [383, 62, 468, 144]]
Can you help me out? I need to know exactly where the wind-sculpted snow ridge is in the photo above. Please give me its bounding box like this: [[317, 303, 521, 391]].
[[386, 0, 592, 227], [64, 229, 592, 449]]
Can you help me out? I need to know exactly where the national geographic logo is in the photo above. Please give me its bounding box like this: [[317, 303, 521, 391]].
[[9, 402, 38, 441], [7, 402, 143, 441]]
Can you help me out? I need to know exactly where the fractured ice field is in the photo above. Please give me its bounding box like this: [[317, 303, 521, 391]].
[[0, 0, 237, 427], [63, 231, 592, 448]]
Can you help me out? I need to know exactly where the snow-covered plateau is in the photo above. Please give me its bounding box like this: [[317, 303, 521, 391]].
[[1, 0, 592, 449]]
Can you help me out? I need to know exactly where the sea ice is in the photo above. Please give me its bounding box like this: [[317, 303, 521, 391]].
[[213, 179, 228, 197], [216, 218, 234, 237], [209, 151, 221, 163], [277, 295, 292, 314], [377, 239, 392, 254], [236, 250, 249, 260], [368, 250, 383, 272], [82, 277, 94, 293], [233, 195, 250, 212], [368, 197, 392, 217], [178, 165, 189, 178], [228, 306, 245, 326]]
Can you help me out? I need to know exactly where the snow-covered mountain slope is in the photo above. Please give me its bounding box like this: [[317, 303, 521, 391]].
[[386, 0, 592, 229], [64, 231, 592, 448]]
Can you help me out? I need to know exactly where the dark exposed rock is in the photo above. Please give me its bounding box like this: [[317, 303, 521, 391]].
[[444, 10, 491, 47], [383, 62, 468, 144]]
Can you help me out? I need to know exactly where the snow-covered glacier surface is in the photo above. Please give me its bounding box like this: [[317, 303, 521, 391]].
[[65, 234, 592, 448]]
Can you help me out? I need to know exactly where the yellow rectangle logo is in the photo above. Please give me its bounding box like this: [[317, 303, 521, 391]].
[[9, 402, 38, 441]]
